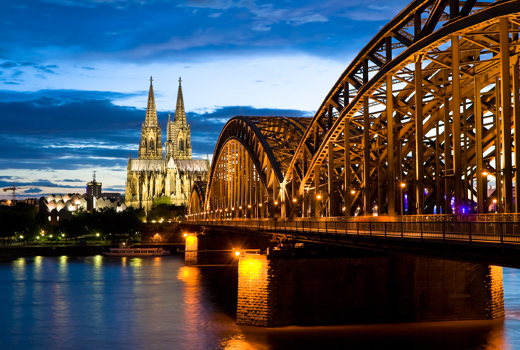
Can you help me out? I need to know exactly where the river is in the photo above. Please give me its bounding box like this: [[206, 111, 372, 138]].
[[0, 255, 518, 350]]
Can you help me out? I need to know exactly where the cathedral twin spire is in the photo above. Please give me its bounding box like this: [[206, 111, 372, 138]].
[[139, 76, 192, 160]]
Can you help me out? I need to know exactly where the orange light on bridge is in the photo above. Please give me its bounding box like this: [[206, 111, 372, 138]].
[[239, 206, 242, 209], [342, 207, 346, 211], [493, 199, 497, 203], [292, 198, 297, 202], [316, 194, 322, 200], [274, 201, 278, 205], [232, 207, 235, 210], [247, 205, 251, 208], [259, 203, 263, 207], [482, 171, 489, 176], [235, 251, 241, 257], [184, 233, 188, 237], [350, 190, 355, 194], [400, 182, 406, 188]]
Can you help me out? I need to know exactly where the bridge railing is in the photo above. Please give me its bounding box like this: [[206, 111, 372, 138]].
[[185, 219, 520, 245]]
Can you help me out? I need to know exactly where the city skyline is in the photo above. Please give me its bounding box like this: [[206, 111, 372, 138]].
[[0, 0, 411, 199]]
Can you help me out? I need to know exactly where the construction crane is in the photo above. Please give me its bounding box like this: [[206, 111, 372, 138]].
[[3, 183, 28, 203]]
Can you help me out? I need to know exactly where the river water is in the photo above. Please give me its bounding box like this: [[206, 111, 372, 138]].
[[0, 255, 519, 350]]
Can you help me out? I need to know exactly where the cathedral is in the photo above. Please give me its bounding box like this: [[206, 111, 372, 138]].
[[125, 77, 209, 211]]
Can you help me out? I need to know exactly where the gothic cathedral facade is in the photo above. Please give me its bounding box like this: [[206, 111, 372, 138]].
[[125, 78, 209, 211]]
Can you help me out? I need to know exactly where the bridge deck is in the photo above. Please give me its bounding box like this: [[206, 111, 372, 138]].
[[185, 219, 520, 268]]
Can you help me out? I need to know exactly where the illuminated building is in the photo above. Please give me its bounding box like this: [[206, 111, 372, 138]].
[[126, 77, 209, 211]]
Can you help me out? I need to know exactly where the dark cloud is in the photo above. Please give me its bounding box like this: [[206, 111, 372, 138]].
[[61, 179, 85, 182], [24, 188, 43, 194], [0, 88, 312, 170], [0, 0, 409, 63]]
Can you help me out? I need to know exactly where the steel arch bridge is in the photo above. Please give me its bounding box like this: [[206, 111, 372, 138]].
[[188, 0, 520, 222]]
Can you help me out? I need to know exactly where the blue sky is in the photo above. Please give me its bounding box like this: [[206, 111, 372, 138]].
[[0, 0, 411, 199]]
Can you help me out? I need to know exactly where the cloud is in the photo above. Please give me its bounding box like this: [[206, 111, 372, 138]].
[[24, 188, 43, 194], [60, 179, 85, 182]]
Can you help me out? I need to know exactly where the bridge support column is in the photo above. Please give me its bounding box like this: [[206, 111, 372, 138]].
[[237, 253, 504, 327]]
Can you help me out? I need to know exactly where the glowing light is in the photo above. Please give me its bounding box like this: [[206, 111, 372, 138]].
[[184, 233, 188, 237], [232, 207, 235, 210], [96, 233, 99, 237], [400, 183, 406, 188], [342, 207, 346, 211], [274, 201, 278, 205], [19, 235, 23, 239], [49, 235, 52, 238], [493, 199, 497, 203], [316, 194, 322, 200], [350, 190, 355, 194], [36, 236, 39, 239], [482, 171, 489, 176], [247, 205, 251, 208], [239, 206, 242, 209], [152, 220, 156, 223], [259, 204, 263, 207], [292, 198, 297, 202], [225, 208, 228, 211], [235, 251, 241, 256]]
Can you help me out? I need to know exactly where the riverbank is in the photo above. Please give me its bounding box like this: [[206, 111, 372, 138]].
[[0, 243, 185, 257]]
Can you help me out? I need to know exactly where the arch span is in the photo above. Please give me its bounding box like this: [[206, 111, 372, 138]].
[[189, 0, 520, 220]]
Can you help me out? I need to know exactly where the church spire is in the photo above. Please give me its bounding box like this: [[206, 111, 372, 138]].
[[174, 77, 186, 125], [145, 76, 158, 127]]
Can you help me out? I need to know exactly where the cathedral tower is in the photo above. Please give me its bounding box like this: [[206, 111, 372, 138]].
[[165, 77, 192, 160], [138, 77, 163, 159]]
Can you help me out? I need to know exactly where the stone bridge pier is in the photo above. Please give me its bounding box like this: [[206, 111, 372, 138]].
[[236, 251, 504, 327], [181, 228, 504, 327]]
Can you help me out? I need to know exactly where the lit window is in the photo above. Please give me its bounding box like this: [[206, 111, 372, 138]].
[[48, 216, 51, 221]]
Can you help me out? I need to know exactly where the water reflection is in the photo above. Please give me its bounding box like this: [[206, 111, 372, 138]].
[[1, 257, 520, 349]]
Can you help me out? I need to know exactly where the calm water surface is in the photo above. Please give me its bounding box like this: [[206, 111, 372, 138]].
[[0, 255, 519, 350]]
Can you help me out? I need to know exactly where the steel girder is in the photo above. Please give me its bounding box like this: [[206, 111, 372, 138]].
[[189, 0, 520, 220], [281, 0, 520, 218], [200, 116, 311, 220]]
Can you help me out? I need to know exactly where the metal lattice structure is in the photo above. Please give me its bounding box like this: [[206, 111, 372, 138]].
[[189, 0, 520, 221]]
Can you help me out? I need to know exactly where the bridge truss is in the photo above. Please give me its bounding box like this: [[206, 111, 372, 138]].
[[188, 0, 520, 220]]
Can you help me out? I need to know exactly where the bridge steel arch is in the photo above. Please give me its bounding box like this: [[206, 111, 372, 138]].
[[191, 116, 312, 221], [189, 0, 520, 220], [283, 0, 520, 218]]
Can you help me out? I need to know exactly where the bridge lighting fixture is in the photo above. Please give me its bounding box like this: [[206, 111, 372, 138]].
[[225, 208, 228, 211], [350, 190, 355, 194], [493, 199, 497, 203], [482, 171, 489, 176], [259, 204, 263, 207], [316, 194, 322, 200], [184, 233, 188, 237], [292, 198, 297, 202], [239, 206, 242, 209], [400, 183, 406, 188], [342, 207, 346, 211], [235, 251, 241, 257], [274, 201, 278, 205], [247, 205, 251, 208], [152, 220, 156, 223]]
